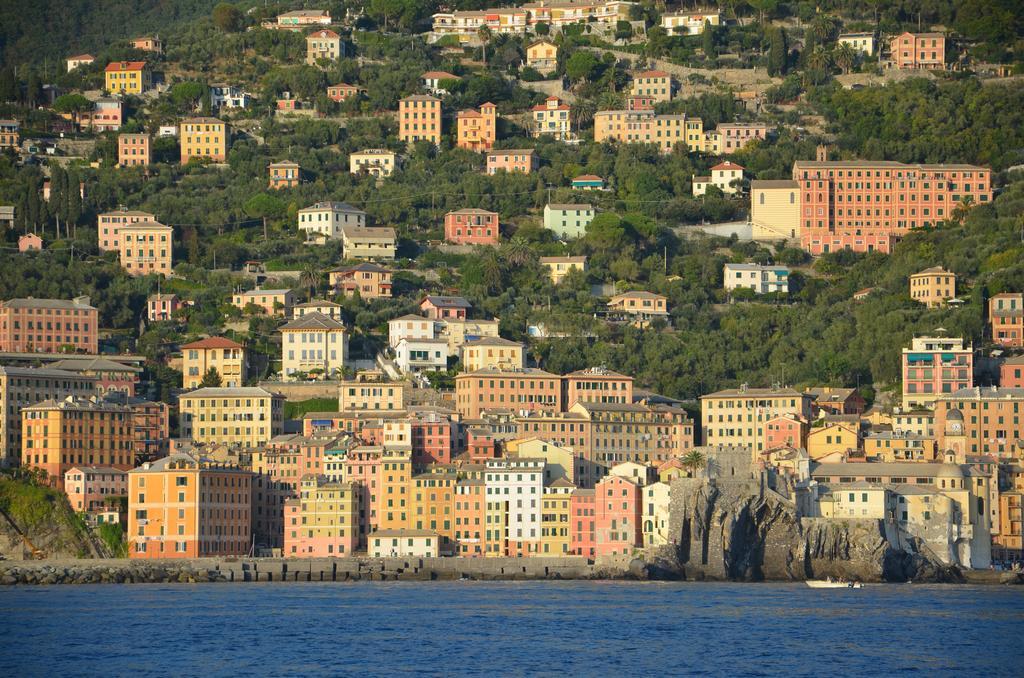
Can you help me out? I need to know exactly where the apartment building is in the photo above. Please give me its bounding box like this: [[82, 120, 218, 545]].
[[284, 475, 360, 557], [564, 367, 633, 407], [838, 32, 876, 55], [543, 203, 594, 240], [595, 474, 642, 557], [456, 368, 563, 418], [693, 161, 744, 196], [97, 208, 155, 251], [902, 336, 973, 409], [349, 149, 397, 177], [540, 256, 588, 284], [306, 29, 341, 65], [794, 157, 991, 255], [339, 373, 408, 412], [128, 453, 252, 559], [0, 296, 98, 353], [297, 201, 365, 241], [104, 61, 150, 94], [750, 180, 800, 240], [456, 102, 497, 152], [280, 312, 348, 380], [462, 337, 525, 372], [178, 387, 285, 447], [0, 366, 95, 467], [935, 387, 1024, 457], [49, 357, 141, 397], [909, 266, 956, 307], [21, 396, 133, 491], [268, 161, 300, 189], [445, 208, 500, 245], [64, 466, 127, 513], [119, 221, 173, 276], [291, 300, 342, 322], [708, 123, 773, 154], [74, 98, 122, 132], [532, 96, 572, 140], [723, 263, 790, 295], [890, 32, 945, 70], [594, 110, 704, 153], [486, 149, 538, 175], [630, 70, 674, 102], [395, 338, 449, 374], [485, 457, 544, 556], [661, 10, 719, 35], [399, 95, 441, 145], [342, 226, 396, 260], [117, 133, 151, 167], [607, 291, 669, 323], [276, 9, 331, 27], [179, 117, 228, 163], [990, 293, 1023, 347], [388, 314, 436, 348], [147, 293, 183, 322], [181, 336, 247, 389], [231, 288, 295, 316], [700, 386, 814, 456], [329, 263, 392, 299], [526, 39, 558, 74]]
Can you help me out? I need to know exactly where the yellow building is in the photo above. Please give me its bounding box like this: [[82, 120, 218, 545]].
[[128, 452, 252, 559], [437, 318, 500, 354], [806, 422, 860, 461], [643, 481, 672, 547], [461, 337, 525, 372], [630, 70, 674, 102], [104, 61, 150, 94], [526, 39, 558, 74], [338, 372, 408, 411], [232, 288, 295, 316], [178, 387, 284, 447], [593, 110, 704, 153], [864, 431, 937, 462], [379, 447, 412, 530], [539, 256, 588, 284], [179, 117, 228, 163], [506, 437, 577, 484], [750, 180, 801, 241], [284, 474, 360, 557], [541, 477, 574, 555], [700, 386, 814, 458], [532, 96, 572, 140], [909, 266, 956, 308], [118, 221, 172, 277], [180, 337, 248, 389], [411, 469, 457, 553]]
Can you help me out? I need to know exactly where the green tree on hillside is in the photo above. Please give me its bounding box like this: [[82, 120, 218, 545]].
[[199, 367, 223, 388]]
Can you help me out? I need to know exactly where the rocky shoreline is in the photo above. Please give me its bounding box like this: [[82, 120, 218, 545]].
[[1, 557, 1021, 586]]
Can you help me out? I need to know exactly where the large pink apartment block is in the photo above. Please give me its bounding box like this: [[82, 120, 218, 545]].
[[97, 208, 155, 252], [444, 209, 500, 245], [0, 296, 98, 353], [595, 475, 642, 557], [570, 489, 596, 559]]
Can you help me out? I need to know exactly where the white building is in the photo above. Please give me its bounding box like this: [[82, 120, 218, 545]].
[[838, 32, 876, 56], [394, 337, 449, 374], [388, 314, 437, 349], [210, 85, 253, 111], [279, 312, 348, 380], [485, 457, 544, 552], [297, 201, 366, 242], [642, 481, 671, 547], [349, 149, 397, 177], [661, 11, 720, 36], [543, 203, 594, 240], [723, 263, 790, 295], [693, 161, 744, 196], [369, 529, 440, 557]]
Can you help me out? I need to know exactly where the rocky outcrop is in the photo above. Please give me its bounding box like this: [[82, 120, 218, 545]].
[[664, 478, 960, 583]]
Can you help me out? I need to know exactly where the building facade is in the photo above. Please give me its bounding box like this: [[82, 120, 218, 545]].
[[0, 296, 98, 353]]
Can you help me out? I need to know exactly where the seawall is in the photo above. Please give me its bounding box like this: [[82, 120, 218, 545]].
[[0, 555, 652, 586]]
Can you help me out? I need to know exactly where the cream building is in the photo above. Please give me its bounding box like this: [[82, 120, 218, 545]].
[[661, 10, 720, 35], [539, 256, 588, 284], [642, 481, 672, 547], [526, 39, 558, 74], [388, 314, 437, 349], [297, 202, 366, 242], [461, 337, 525, 372], [280, 312, 348, 380], [909, 267, 956, 308], [181, 337, 247, 389], [119, 221, 173, 277], [750, 180, 800, 241], [339, 372, 408, 411], [179, 387, 285, 447], [700, 386, 814, 457], [369, 529, 440, 557], [342, 226, 396, 260], [438, 318, 501, 354], [838, 32, 876, 55], [349, 149, 397, 177], [693, 162, 744, 196], [306, 29, 341, 65], [723, 263, 790, 295]]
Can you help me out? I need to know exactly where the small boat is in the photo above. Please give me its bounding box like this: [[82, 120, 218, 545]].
[[806, 579, 863, 589]]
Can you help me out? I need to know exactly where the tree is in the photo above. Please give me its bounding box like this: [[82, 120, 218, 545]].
[[834, 43, 857, 75], [478, 25, 492, 64], [767, 28, 788, 76], [747, 0, 778, 25], [170, 81, 205, 112], [702, 22, 716, 58], [502, 236, 534, 267], [535, 22, 550, 36], [53, 94, 93, 131], [300, 263, 321, 299], [0, 67, 16, 103], [809, 14, 840, 45], [569, 98, 596, 131], [212, 3, 244, 32], [565, 51, 600, 84], [682, 449, 706, 477], [199, 367, 223, 387]]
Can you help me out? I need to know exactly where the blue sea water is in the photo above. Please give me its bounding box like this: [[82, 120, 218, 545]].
[[1, 581, 1023, 676]]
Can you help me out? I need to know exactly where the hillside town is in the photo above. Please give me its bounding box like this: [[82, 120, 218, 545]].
[[0, 0, 1022, 574]]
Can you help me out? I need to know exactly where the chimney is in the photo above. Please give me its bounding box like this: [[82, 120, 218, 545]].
[[816, 144, 829, 162]]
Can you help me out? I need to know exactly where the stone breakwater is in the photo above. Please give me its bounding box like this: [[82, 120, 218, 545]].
[[0, 555, 658, 586]]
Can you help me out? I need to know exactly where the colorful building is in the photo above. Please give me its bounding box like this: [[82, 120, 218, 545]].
[[341, 226, 396, 260], [330, 263, 393, 299], [0, 296, 98, 353], [990, 293, 1023, 347], [284, 475, 360, 557], [118, 221, 173, 277], [399, 95, 441, 145], [64, 466, 127, 513], [232, 288, 295, 316], [462, 337, 525, 372], [701, 386, 814, 457], [349, 149, 397, 177], [723, 263, 789, 295], [890, 32, 945, 70], [279, 312, 348, 381], [607, 291, 669, 323], [444, 208, 500, 245], [179, 117, 228, 163], [901, 336, 973, 409], [268, 161, 300, 189], [178, 387, 285, 447], [339, 373, 408, 412], [594, 474, 642, 557], [297, 201, 365, 242], [456, 102, 497, 152], [181, 336, 247, 389], [630, 70, 674, 102], [97, 208, 155, 252], [526, 39, 558, 74], [421, 295, 471, 320], [543, 203, 594, 240], [104, 61, 150, 94], [909, 267, 956, 307], [118, 133, 151, 167], [594, 110, 704, 153], [539, 256, 587, 284], [532, 96, 572, 140], [306, 29, 341, 65], [486, 149, 538, 175], [693, 161, 744, 196], [456, 367, 562, 418]]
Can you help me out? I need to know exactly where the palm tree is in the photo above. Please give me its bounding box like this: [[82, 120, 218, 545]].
[[300, 263, 321, 300], [804, 48, 832, 86], [834, 43, 857, 74], [951, 196, 974, 225], [478, 25, 493, 64], [502, 236, 534, 267], [480, 249, 504, 293], [810, 14, 839, 44], [569, 98, 596, 132], [682, 449, 706, 477]]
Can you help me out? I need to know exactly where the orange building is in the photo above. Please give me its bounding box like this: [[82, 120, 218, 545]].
[[268, 161, 300, 189], [455, 367, 563, 418], [128, 453, 253, 559], [131, 36, 163, 53], [607, 291, 669, 323], [1000, 356, 1024, 388], [327, 83, 363, 101], [118, 133, 151, 167], [399, 94, 441, 145], [329, 263, 393, 299], [119, 221, 173, 276], [890, 32, 945, 70], [594, 474, 642, 557], [990, 293, 1024, 347], [456, 102, 497, 151], [909, 266, 956, 307], [444, 208, 499, 245], [0, 296, 99, 353], [453, 478, 486, 556], [21, 396, 133, 491], [563, 367, 633, 407]]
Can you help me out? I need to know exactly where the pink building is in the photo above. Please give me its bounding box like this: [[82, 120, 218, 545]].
[[409, 410, 455, 466], [64, 466, 127, 513], [283, 476, 360, 558], [466, 427, 499, 462], [595, 475, 642, 557], [18, 233, 42, 252], [902, 336, 973, 409], [444, 209, 500, 246], [97, 208, 156, 252], [486, 149, 538, 175], [795, 155, 992, 255], [717, 123, 772, 152], [1000, 357, 1024, 388], [0, 296, 98, 353], [570, 488, 596, 559], [79, 99, 123, 132], [764, 414, 807, 449], [343, 445, 382, 541], [890, 32, 945, 70], [147, 293, 183, 321], [420, 295, 471, 320]]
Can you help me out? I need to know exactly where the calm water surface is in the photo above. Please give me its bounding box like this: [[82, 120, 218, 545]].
[[1, 581, 1023, 676]]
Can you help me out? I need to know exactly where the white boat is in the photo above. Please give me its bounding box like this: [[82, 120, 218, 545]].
[[806, 580, 863, 589]]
